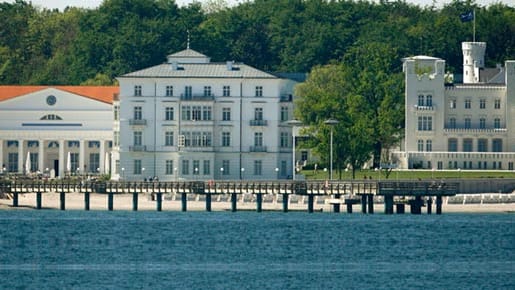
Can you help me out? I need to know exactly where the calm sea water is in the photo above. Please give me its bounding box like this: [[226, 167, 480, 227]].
[[0, 211, 513, 289]]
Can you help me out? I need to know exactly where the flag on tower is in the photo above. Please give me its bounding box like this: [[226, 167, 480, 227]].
[[460, 11, 474, 22]]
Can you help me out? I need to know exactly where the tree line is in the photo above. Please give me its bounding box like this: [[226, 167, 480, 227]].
[[0, 0, 514, 177]]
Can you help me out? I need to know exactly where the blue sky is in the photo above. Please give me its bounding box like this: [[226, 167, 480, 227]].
[[4, 0, 513, 11]]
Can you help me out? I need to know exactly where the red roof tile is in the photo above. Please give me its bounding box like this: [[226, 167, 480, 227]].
[[0, 86, 119, 104]]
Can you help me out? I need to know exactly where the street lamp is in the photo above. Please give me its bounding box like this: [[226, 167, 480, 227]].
[[287, 119, 302, 180], [275, 167, 279, 179], [121, 167, 125, 180], [240, 167, 245, 180], [324, 119, 339, 180]]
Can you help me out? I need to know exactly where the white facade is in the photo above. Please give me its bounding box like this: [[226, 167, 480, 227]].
[[393, 42, 515, 170], [116, 49, 297, 181], [0, 86, 117, 177]]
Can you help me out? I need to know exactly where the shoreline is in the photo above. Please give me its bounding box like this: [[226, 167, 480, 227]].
[[1, 192, 514, 213]]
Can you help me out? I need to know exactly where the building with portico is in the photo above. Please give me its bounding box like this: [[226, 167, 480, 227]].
[[0, 86, 118, 177]]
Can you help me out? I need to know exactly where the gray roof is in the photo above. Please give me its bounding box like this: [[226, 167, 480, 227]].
[[167, 49, 208, 59], [120, 63, 279, 79]]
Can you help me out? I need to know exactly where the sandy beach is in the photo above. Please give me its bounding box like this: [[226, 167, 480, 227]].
[[1, 192, 514, 213]]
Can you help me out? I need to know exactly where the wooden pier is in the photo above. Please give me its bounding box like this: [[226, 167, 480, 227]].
[[0, 180, 460, 214]]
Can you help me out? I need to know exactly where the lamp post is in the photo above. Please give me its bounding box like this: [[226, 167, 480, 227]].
[[324, 119, 339, 180], [121, 167, 125, 180], [287, 119, 302, 180], [240, 167, 245, 180]]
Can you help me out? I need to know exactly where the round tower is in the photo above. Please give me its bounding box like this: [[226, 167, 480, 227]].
[[462, 42, 486, 83]]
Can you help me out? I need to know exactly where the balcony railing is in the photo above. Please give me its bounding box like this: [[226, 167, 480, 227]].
[[443, 128, 507, 134], [180, 94, 215, 101], [129, 145, 146, 152], [250, 146, 267, 152], [129, 119, 147, 126], [249, 120, 268, 126]]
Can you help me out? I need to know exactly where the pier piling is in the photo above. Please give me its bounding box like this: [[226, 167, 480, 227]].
[[84, 192, 90, 211], [361, 195, 367, 214], [132, 191, 138, 211], [13, 192, 18, 207], [396, 203, 405, 214], [36, 192, 42, 209], [427, 197, 433, 214], [436, 195, 443, 215], [206, 192, 212, 212], [231, 192, 237, 212], [60, 192, 65, 210], [282, 193, 288, 213], [307, 194, 314, 213], [256, 193, 262, 212], [181, 192, 187, 212], [384, 195, 394, 214], [333, 194, 340, 213], [156, 192, 162, 212], [367, 194, 374, 214], [108, 193, 114, 211]]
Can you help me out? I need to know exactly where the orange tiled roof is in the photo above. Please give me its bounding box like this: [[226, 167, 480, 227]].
[[0, 86, 119, 104]]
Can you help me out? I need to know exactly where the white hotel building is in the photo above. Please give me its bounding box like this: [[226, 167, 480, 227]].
[[393, 42, 515, 170], [116, 49, 298, 181]]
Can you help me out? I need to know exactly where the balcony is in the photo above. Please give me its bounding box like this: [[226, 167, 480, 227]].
[[443, 128, 507, 134], [250, 146, 267, 152], [180, 94, 215, 101], [414, 105, 434, 111], [129, 119, 147, 126], [249, 120, 268, 126], [129, 145, 146, 152]]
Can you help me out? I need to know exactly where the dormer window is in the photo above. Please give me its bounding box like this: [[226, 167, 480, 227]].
[[40, 114, 62, 120]]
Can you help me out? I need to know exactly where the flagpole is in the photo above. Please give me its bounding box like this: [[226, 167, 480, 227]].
[[473, 9, 476, 42]]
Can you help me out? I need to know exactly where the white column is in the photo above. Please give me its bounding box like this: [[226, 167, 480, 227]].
[[58, 139, 65, 177], [99, 140, 105, 174], [0, 140, 3, 172], [38, 140, 44, 172], [79, 140, 86, 174], [18, 140, 24, 173]]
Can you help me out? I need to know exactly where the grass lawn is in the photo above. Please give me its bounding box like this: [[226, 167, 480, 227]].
[[301, 169, 515, 180]]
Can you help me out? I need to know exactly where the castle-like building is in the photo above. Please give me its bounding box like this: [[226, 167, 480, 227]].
[[116, 48, 297, 181], [393, 42, 515, 170]]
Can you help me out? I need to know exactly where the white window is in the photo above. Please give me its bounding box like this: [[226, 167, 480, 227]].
[[192, 106, 201, 121], [133, 131, 142, 146], [203, 160, 210, 175], [134, 106, 142, 120], [479, 118, 486, 129], [134, 160, 142, 175], [426, 95, 432, 106], [254, 160, 262, 176], [165, 131, 174, 146], [202, 106, 212, 120], [166, 85, 173, 97], [494, 99, 501, 109], [134, 85, 142, 96], [254, 108, 263, 120], [204, 86, 212, 97], [478, 139, 488, 152], [222, 132, 231, 147], [165, 107, 174, 121], [449, 99, 456, 109], [426, 140, 432, 152], [417, 116, 432, 131], [281, 106, 289, 121], [479, 99, 486, 109], [222, 160, 230, 175], [181, 106, 191, 120], [223, 86, 231, 97], [448, 139, 457, 152], [165, 160, 174, 175], [494, 118, 501, 129], [418, 95, 424, 106], [417, 140, 424, 152], [254, 132, 263, 146], [184, 86, 192, 99], [182, 160, 189, 175], [464, 118, 471, 129], [463, 139, 473, 152], [222, 108, 231, 121], [255, 86, 263, 97], [280, 132, 289, 148], [465, 99, 471, 109]]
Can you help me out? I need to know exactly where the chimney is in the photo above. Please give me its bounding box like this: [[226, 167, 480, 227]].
[[226, 61, 233, 71]]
